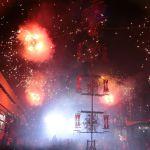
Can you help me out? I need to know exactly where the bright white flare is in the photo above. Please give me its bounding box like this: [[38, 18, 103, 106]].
[[44, 112, 74, 138], [103, 94, 115, 105]]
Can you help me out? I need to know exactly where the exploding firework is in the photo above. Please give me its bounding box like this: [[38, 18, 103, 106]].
[[103, 94, 115, 105], [17, 22, 55, 63], [98, 75, 134, 106], [26, 89, 44, 106], [25, 73, 47, 106]]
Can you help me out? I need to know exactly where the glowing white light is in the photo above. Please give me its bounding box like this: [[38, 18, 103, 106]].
[[44, 112, 74, 138], [25, 33, 32, 41], [33, 34, 40, 39], [103, 94, 114, 105], [35, 42, 43, 51]]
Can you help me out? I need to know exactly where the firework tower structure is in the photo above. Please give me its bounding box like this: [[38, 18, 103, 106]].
[[75, 74, 110, 150]]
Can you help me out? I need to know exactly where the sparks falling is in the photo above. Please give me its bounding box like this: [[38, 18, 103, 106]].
[[17, 22, 55, 63]]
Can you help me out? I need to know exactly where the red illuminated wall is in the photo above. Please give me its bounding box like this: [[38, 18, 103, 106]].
[[0, 72, 25, 121]]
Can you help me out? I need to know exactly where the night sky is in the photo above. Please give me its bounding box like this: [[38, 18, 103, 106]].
[[0, 0, 149, 122]]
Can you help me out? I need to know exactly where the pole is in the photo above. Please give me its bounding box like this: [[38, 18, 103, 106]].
[[75, 75, 109, 150], [90, 79, 94, 149]]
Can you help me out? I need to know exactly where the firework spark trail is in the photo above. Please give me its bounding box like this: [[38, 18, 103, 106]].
[[18, 22, 55, 63]]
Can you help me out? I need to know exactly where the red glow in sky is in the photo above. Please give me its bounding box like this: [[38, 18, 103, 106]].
[[18, 22, 55, 63]]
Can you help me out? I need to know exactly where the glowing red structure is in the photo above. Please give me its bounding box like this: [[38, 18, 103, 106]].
[[0, 72, 26, 146], [75, 113, 81, 128]]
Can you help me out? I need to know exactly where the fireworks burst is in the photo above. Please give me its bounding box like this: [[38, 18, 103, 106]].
[[25, 73, 47, 106], [103, 94, 115, 106], [17, 22, 55, 63], [98, 75, 134, 106]]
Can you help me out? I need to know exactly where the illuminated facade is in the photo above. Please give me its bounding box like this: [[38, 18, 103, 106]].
[[0, 72, 25, 145]]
